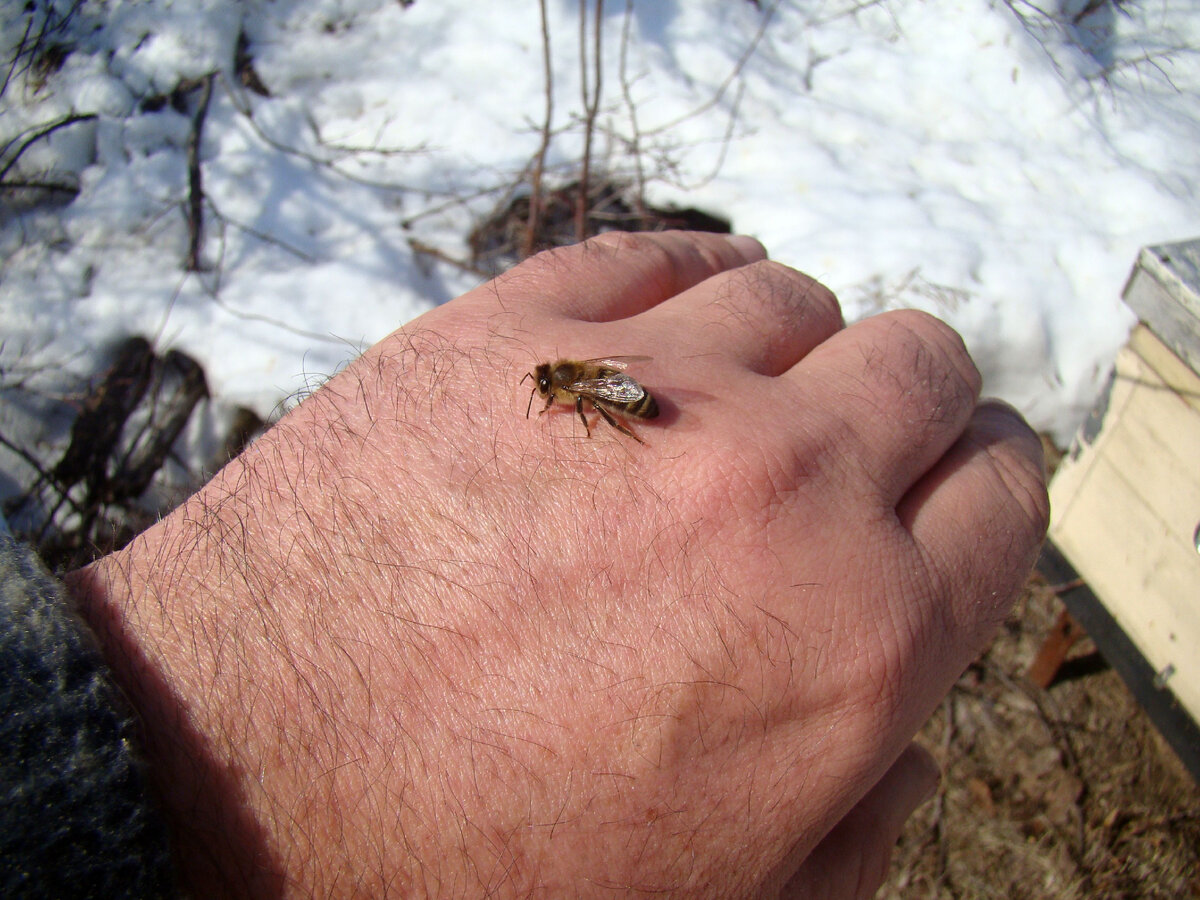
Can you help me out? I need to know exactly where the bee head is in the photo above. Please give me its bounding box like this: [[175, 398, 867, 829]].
[[523, 363, 553, 418]]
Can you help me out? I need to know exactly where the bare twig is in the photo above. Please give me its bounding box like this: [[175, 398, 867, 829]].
[[184, 74, 215, 271], [0, 11, 35, 100], [1099, 47, 1195, 92], [524, 0, 554, 260], [224, 73, 432, 194], [206, 197, 319, 263], [0, 431, 58, 501], [604, 0, 773, 197], [403, 170, 554, 231], [0, 113, 97, 184], [618, 0, 647, 219], [576, 0, 604, 242], [999, 0, 1193, 111], [1, 0, 85, 100], [641, 0, 777, 138], [106, 350, 209, 501], [675, 79, 746, 191], [0, 178, 79, 195], [408, 237, 490, 278], [809, 0, 891, 28]]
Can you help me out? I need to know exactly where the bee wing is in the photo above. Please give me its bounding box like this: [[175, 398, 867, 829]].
[[579, 355, 652, 372], [570, 373, 646, 403]]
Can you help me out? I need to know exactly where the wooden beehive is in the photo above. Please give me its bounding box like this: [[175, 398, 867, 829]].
[[1047, 238, 1200, 775]]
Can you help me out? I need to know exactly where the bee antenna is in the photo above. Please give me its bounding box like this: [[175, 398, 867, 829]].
[[520, 372, 532, 385], [525, 385, 536, 419]]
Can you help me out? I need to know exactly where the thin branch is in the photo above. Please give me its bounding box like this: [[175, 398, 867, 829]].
[[224, 73, 433, 194], [206, 200, 320, 264], [576, 0, 604, 242], [184, 74, 215, 271], [0, 12, 35, 100], [0, 431, 58, 498], [809, 0, 891, 28], [0, 178, 79, 195], [316, 136, 431, 157], [0, 113, 97, 184], [671, 80, 746, 192], [197, 285, 354, 344], [619, 0, 647, 218], [0, 0, 86, 100], [408, 237, 490, 278], [641, 0, 776, 137], [524, 0, 554, 260]]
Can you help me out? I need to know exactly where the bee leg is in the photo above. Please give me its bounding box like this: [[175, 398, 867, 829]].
[[595, 404, 645, 444], [576, 396, 593, 437], [537, 394, 554, 417]]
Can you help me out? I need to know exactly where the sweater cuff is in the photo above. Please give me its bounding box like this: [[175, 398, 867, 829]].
[[0, 535, 175, 898]]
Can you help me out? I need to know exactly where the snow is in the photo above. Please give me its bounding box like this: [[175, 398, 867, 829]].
[[3, 0, 1199, 492]]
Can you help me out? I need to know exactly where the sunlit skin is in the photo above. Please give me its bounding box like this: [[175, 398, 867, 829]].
[[66, 231, 1047, 899]]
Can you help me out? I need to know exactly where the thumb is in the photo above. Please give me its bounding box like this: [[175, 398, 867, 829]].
[[781, 743, 940, 900]]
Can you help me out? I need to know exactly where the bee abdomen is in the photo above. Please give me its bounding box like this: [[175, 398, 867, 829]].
[[630, 392, 659, 419]]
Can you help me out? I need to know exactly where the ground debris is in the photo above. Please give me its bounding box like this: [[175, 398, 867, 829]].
[[881, 576, 1200, 899], [468, 177, 731, 276], [2, 336, 258, 571]]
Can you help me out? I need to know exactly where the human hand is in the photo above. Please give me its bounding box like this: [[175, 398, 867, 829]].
[[68, 232, 1048, 898]]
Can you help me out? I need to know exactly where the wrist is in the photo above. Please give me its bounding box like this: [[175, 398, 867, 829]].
[[62, 346, 530, 896], [65, 480, 289, 897]]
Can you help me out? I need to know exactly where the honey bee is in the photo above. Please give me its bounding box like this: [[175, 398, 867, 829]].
[[522, 356, 659, 443]]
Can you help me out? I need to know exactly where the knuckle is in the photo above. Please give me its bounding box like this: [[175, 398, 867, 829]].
[[741, 260, 841, 317], [713, 261, 844, 343], [989, 433, 1051, 540], [866, 310, 982, 413], [887, 309, 979, 385]]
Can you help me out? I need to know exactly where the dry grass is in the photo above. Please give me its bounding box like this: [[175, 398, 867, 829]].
[[881, 574, 1200, 899]]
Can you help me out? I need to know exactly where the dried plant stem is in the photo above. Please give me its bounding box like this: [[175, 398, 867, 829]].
[[576, 0, 603, 242], [524, 0, 554, 260], [0, 113, 97, 184], [619, 0, 647, 218], [185, 74, 215, 272]]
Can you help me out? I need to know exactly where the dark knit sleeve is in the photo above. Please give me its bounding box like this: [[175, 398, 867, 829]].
[[0, 535, 176, 899]]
